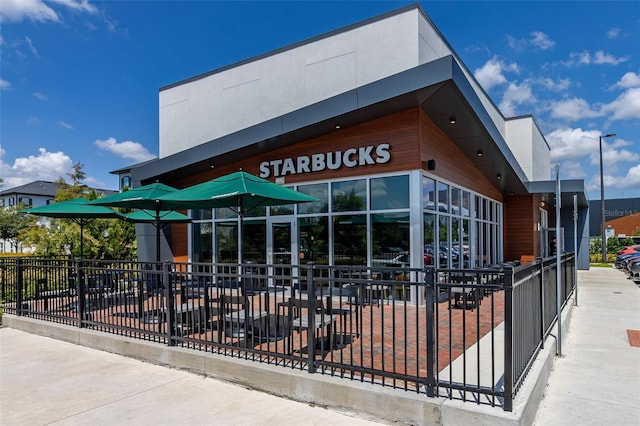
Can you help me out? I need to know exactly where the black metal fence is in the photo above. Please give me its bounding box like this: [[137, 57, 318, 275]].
[[0, 253, 575, 411]]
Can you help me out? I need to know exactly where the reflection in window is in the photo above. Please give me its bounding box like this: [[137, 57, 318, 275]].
[[216, 222, 238, 263], [333, 215, 366, 265], [451, 217, 461, 268], [192, 222, 212, 263], [332, 180, 366, 212], [216, 207, 237, 220], [438, 182, 449, 212], [242, 220, 266, 263], [270, 204, 294, 216], [299, 216, 329, 264], [192, 208, 212, 221], [423, 177, 436, 210], [371, 213, 410, 265], [451, 187, 460, 215], [462, 191, 471, 217], [439, 215, 449, 267], [424, 213, 435, 263], [298, 183, 328, 214], [370, 176, 409, 210]]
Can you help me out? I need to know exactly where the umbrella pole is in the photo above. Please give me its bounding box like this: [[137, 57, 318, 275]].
[[80, 222, 84, 259], [155, 206, 161, 263]]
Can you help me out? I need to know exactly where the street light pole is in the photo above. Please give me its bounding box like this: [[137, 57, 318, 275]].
[[599, 133, 616, 263]]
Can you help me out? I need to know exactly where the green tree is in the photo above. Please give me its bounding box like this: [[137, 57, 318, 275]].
[[24, 163, 137, 259], [0, 204, 37, 252]]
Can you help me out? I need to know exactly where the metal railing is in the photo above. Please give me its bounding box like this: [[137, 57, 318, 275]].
[[0, 253, 575, 411]]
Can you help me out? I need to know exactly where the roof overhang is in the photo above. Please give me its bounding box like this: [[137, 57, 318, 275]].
[[527, 179, 590, 208], [130, 55, 530, 196]]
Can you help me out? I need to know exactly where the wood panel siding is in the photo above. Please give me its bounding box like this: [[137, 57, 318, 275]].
[[172, 108, 422, 188], [418, 110, 502, 201], [504, 194, 543, 261], [170, 223, 189, 262]]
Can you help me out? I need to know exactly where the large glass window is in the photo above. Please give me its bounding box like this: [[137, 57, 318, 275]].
[[332, 179, 366, 212], [370, 176, 409, 210], [298, 216, 329, 264], [423, 177, 436, 211], [371, 213, 410, 267], [298, 183, 328, 214], [438, 182, 449, 212], [424, 213, 436, 266], [333, 215, 366, 265], [242, 220, 266, 263], [192, 222, 212, 263], [216, 222, 238, 263]]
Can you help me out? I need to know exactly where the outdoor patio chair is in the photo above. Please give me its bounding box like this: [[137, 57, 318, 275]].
[[217, 294, 268, 346], [286, 296, 335, 354]]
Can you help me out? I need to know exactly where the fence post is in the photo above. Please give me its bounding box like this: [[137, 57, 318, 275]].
[[424, 267, 437, 397], [77, 258, 86, 328], [165, 261, 175, 346], [307, 263, 317, 373], [503, 265, 514, 412], [16, 258, 24, 316]]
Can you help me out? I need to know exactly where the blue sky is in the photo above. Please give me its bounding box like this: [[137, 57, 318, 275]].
[[1, 1, 639, 201]]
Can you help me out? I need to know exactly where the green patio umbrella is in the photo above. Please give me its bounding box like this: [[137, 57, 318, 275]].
[[158, 171, 317, 263], [124, 209, 191, 224], [89, 183, 179, 262], [24, 198, 124, 257]]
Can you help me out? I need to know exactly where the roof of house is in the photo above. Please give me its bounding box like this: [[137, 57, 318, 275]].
[[0, 181, 60, 197]]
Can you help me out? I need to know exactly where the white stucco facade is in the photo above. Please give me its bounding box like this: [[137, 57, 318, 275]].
[[505, 117, 551, 181]]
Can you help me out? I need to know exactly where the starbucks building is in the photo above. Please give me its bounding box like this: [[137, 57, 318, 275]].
[[114, 5, 590, 289]]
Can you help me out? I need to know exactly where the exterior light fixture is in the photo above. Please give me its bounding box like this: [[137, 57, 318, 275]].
[[497, 173, 502, 180], [477, 150, 483, 157], [599, 132, 616, 263], [449, 115, 456, 124], [335, 123, 341, 129]]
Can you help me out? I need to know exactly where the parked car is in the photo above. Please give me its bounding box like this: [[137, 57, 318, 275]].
[[628, 259, 640, 282], [615, 252, 640, 269]]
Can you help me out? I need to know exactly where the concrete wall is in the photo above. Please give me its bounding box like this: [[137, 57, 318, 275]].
[[159, 10, 423, 157], [505, 117, 551, 182]]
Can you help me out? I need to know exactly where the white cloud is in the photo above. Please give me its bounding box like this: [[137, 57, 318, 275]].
[[601, 87, 640, 120], [0, 0, 58, 23], [530, 31, 555, 50], [536, 77, 570, 92], [607, 28, 621, 39], [611, 72, 640, 89], [474, 56, 519, 91], [49, 0, 98, 14], [558, 159, 584, 178], [506, 31, 555, 51], [0, 147, 73, 188], [33, 92, 47, 101], [58, 120, 73, 130], [499, 81, 535, 116], [566, 50, 628, 67], [0, 79, 10, 90], [548, 97, 600, 121], [593, 50, 628, 65], [547, 128, 601, 163], [25, 36, 38, 57], [0, 0, 97, 23], [95, 137, 156, 162]]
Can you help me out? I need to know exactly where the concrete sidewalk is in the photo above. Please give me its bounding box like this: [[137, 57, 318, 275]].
[[533, 267, 640, 425], [0, 328, 382, 426], [2, 266, 639, 425]]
